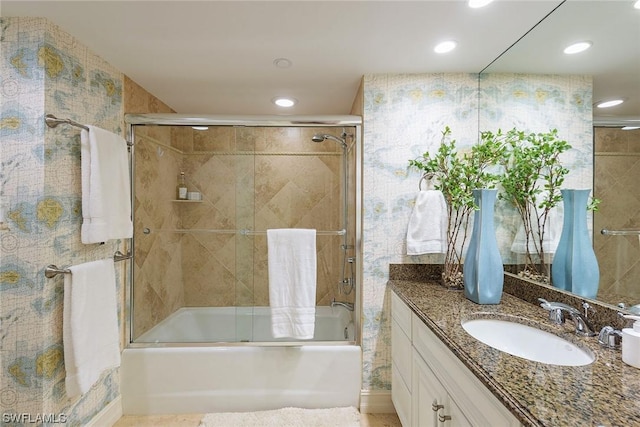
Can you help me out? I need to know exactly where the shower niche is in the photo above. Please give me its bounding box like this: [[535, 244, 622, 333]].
[[126, 116, 361, 344]]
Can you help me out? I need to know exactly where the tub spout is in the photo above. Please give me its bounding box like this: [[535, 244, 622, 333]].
[[331, 298, 354, 311]]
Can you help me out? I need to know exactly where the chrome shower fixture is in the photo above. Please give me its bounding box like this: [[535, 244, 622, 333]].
[[311, 133, 348, 149]]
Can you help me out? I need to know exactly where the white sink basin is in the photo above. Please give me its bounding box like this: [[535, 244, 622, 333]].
[[462, 317, 595, 366]]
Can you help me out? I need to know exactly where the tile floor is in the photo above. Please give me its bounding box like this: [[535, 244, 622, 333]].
[[114, 412, 402, 427]]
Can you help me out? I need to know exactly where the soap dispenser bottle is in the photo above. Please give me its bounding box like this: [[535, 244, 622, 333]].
[[621, 315, 640, 369]]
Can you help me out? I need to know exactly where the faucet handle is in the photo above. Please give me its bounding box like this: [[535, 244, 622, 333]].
[[538, 298, 552, 309], [538, 298, 578, 313], [538, 298, 574, 324], [598, 326, 622, 349], [538, 298, 561, 324]]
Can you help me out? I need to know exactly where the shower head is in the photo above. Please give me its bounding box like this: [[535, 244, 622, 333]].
[[311, 134, 326, 143], [311, 134, 348, 149]]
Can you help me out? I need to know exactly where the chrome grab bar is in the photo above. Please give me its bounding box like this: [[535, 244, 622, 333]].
[[143, 227, 346, 236], [601, 229, 640, 236]]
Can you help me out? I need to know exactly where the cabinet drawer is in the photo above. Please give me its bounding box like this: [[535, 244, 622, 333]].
[[391, 292, 411, 336], [392, 318, 412, 391], [392, 363, 411, 427]]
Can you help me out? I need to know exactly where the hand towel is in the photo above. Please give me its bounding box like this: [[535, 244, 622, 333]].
[[267, 229, 317, 339], [406, 190, 448, 255], [63, 259, 121, 398], [81, 125, 133, 244]]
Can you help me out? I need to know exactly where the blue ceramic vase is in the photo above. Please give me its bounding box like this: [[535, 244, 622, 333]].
[[551, 189, 599, 298], [464, 189, 504, 304]]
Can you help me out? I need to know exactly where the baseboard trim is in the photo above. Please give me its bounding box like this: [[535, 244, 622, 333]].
[[87, 396, 122, 427], [359, 390, 395, 414]]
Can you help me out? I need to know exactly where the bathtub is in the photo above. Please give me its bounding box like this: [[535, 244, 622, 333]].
[[134, 305, 355, 343], [121, 306, 361, 414]]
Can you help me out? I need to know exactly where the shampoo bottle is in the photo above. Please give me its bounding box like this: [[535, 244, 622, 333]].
[[176, 172, 188, 200], [621, 315, 640, 369]]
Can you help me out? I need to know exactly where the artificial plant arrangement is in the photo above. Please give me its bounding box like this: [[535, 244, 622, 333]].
[[408, 127, 506, 288], [494, 128, 572, 282]]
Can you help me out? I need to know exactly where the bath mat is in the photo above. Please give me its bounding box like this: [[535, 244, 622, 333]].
[[199, 406, 360, 427]]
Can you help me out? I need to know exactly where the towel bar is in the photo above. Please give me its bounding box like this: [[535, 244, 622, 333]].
[[45, 114, 134, 146], [45, 251, 132, 278], [601, 229, 640, 236], [45, 114, 89, 131], [142, 227, 346, 236]]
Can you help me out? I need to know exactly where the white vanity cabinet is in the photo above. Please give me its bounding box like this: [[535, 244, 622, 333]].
[[391, 292, 522, 427]]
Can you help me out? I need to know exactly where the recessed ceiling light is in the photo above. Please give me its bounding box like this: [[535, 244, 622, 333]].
[[273, 58, 293, 69], [434, 41, 457, 54], [468, 0, 494, 8], [622, 126, 640, 130], [595, 99, 624, 108], [634, 0, 640, 9], [273, 97, 296, 107], [563, 41, 592, 54], [192, 126, 209, 131]]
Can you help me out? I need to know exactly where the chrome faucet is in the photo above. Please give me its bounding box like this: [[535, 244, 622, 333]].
[[538, 298, 597, 337], [331, 298, 354, 311], [598, 325, 622, 349]]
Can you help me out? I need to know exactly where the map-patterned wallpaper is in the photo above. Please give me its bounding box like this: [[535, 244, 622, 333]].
[[1, 18, 125, 424]]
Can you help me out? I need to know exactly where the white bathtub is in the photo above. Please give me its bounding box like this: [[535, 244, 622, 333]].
[[121, 306, 361, 414], [135, 305, 355, 342]]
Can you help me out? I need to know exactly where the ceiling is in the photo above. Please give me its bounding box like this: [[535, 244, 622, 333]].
[[2, 1, 639, 123]]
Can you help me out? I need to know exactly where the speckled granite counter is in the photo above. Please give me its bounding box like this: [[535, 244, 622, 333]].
[[389, 279, 640, 427]]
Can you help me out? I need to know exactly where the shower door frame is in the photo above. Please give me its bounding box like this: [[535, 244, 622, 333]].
[[124, 114, 363, 347]]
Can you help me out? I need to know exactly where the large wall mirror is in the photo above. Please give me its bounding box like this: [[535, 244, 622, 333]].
[[479, 0, 640, 310]]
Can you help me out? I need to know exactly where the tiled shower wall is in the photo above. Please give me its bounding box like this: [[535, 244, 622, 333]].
[[594, 127, 640, 306], [131, 126, 184, 339], [132, 125, 356, 338]]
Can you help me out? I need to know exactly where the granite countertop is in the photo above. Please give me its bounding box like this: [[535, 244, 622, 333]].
[[389, 279, 640, 427]]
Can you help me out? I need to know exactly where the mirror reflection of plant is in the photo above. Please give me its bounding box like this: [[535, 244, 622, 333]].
[[409, 127, 506, 288], [495, 128, 571, 281]]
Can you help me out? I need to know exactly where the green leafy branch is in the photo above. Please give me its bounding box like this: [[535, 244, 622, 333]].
[[497, 128, 571, 277], [409, 127, 506, 285]]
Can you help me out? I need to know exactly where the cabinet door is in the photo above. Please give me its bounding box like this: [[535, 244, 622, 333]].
[[413, 351, 471, 427], [392, 363, 412, 427], [392, 317, 413, 426], [392, 318, 412, 390]]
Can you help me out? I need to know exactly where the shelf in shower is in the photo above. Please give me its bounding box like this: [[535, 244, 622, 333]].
[[171, 199, 203, 203]]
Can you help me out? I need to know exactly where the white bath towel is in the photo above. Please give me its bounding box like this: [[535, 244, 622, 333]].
[[63, 259, 121, 398], [406, 190, 448, 255], [267, 229, 317, 339], [81, 125, 133, 244]]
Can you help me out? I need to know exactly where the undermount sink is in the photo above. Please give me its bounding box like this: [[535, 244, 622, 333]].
[[461, 316, 595, 366]]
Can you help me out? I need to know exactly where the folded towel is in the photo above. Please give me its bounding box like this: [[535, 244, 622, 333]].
[[63, 259, 121, 398], [406, 190, 448, 255], [81, 126, 133, 244], [267, 229, 317, 339]]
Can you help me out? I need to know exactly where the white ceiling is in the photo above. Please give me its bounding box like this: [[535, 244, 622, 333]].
[[3, 1, 639, 123]]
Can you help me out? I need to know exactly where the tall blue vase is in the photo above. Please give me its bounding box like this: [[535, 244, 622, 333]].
[[551, 189, 599, 299], [464, 189, 504, 304]]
